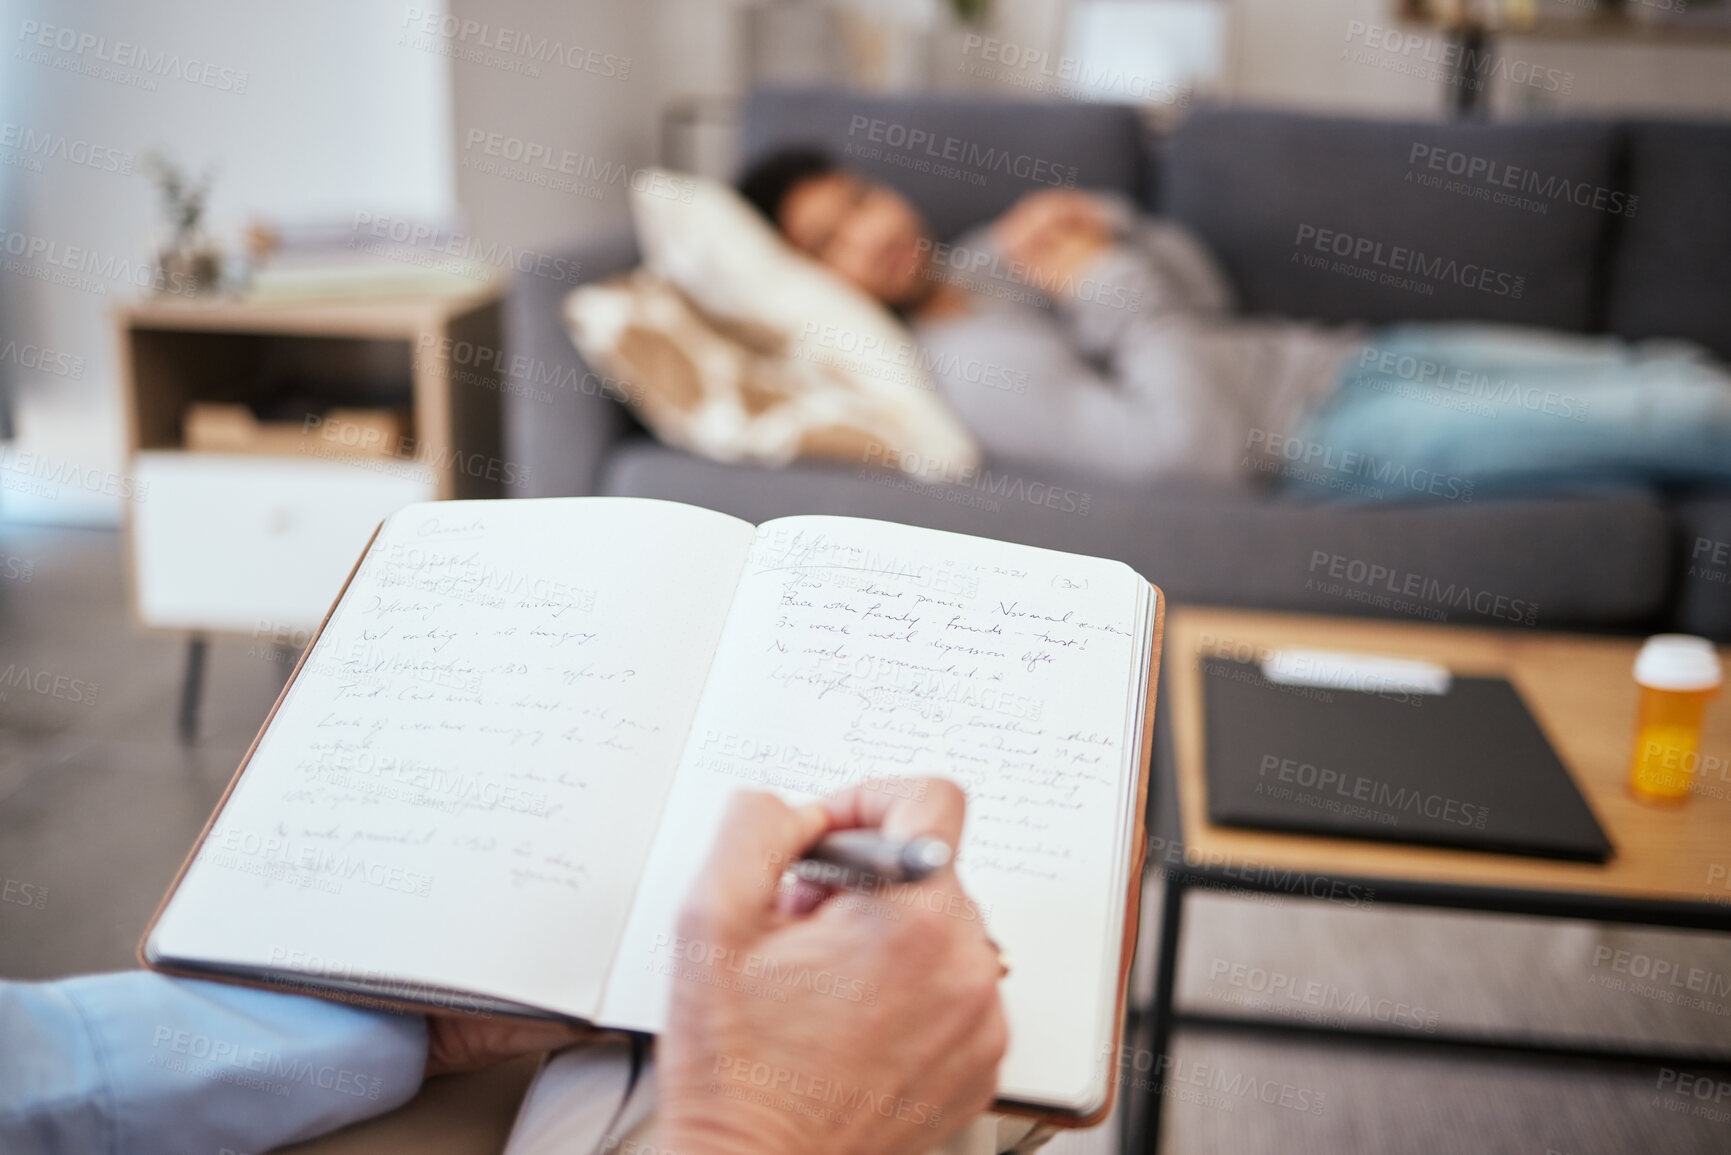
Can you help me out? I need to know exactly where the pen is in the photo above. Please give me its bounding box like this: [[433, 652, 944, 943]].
[[789, 830, 953, 888]]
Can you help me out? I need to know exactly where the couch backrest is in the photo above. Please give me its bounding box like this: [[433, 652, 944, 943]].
[[1605, 120, 1731, 362], [1161, 106, 1622, 332], [740, 87, 1147, 241]]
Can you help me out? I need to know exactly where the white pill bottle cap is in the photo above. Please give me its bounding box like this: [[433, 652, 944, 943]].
[[1633, 634, 1724, 692]]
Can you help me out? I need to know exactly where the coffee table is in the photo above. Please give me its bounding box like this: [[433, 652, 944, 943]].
[[1130, 607, 1731, 1152]]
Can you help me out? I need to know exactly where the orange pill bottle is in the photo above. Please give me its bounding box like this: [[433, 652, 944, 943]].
[[1629, 635, 1723, 805]]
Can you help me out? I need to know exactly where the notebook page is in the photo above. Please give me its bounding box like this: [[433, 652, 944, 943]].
[[600, 515, 1148, 1108], [149, 497, 755, 1019]]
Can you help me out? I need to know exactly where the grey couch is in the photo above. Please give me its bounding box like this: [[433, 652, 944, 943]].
[[506, 89, 1731, 639]]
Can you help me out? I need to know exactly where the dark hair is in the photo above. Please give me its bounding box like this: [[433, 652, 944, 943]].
[[736, 146, 837, 229]]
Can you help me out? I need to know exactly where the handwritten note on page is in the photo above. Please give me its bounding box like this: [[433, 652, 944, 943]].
[[150, 498, 756, 1019], [602, 515, 1149, 1107]]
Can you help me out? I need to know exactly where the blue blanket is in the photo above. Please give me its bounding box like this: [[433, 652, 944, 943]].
[[1286, 323, 1731, 502]]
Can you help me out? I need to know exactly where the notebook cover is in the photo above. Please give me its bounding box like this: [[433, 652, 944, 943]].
[[1201, 658, 1612, 863]]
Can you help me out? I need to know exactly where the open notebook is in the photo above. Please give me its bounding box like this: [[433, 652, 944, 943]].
[[141, 497, 1163, 1122]]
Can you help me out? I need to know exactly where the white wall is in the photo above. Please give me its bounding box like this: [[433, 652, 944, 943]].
[[1226, 0, 1444, 115], [445, 0, 660, 253], [0, 0, 454, 526]]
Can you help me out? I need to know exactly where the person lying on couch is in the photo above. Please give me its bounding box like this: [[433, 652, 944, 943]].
[[739, 148, 1731, 500]]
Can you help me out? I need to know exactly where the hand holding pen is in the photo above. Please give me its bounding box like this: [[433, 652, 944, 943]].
[[651, 779, 1009, 1155]]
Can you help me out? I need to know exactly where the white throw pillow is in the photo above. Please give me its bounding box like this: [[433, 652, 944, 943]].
[[627, 169, 981, 482]]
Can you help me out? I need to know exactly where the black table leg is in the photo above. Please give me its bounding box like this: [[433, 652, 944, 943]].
[[1447, 25, 1490, 117], [178, 634, 207, 745], [1140, 870, 1187, 1153]]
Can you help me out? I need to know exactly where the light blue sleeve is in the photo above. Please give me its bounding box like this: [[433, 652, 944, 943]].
[[0, 971, 428, 1155]]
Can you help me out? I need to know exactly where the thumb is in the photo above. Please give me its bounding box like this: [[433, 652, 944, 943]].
[[683, 791, 828, 942]]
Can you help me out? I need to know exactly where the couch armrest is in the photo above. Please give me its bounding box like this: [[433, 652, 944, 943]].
[[503, 228, 642, 497]]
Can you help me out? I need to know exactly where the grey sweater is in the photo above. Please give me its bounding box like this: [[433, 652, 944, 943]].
[[911, 210, 1363, 487]]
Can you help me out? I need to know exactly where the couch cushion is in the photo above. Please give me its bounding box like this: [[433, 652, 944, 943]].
[[1604, 120, 1731, 363], [600, 441, 1670, 630], [1162, 107, 1621, 332], [741, 87, 1146, 241]]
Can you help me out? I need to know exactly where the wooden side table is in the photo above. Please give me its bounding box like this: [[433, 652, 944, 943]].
[[114, 286, 506, 739]]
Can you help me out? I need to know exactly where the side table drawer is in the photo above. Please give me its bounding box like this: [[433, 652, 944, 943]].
[[130, 451, 435, 634]]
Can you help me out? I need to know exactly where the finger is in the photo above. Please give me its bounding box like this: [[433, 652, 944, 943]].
[[817, 777, 967, 852], [685, 791, 829, 937], [992, 203, 1042, 250], [503, 1022, 595, 1053], [1034, 194, 1077, 229], [425, 1018, 596, 1077], [775, 873, 831, 917]]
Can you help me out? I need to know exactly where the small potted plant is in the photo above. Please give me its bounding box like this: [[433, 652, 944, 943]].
[[142, 152, 222, 296], [948, 0, 991, 23]]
